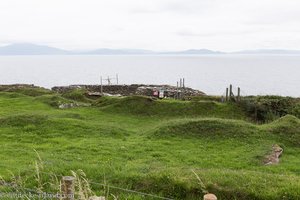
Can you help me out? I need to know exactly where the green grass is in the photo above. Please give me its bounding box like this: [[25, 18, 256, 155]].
[[94, 96, 246, 119], [0, 89, 299, 200], [62, 88, 93, 103]]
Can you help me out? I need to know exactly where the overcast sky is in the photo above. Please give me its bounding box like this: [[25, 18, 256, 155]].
[[0, 0, 300, 51]]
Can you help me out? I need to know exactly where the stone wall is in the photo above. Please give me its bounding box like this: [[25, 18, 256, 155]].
[[0, 84, 206, 98], [52, 84, 206, 97], [0, 84, 35, 90]]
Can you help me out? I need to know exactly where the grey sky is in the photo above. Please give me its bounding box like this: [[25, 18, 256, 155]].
[[0, 0, 300, 51]]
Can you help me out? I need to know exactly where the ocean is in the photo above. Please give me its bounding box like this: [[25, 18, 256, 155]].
[[0, 54, 299, 97]]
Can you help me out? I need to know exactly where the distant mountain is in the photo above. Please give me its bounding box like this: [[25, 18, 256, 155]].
[[0, 43, 71, 55], [0, 44, 224, 55], [85, 48, 156, 55], [86, 48, 223, 55], [1, 43, 300, 55], [233, 49, 300, 54], [167, 49, 224, 54]]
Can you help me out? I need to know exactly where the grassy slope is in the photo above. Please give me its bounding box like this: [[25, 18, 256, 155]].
[[0, 91, 299, 199]]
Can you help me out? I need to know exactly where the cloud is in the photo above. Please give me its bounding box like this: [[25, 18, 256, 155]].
[[130, 8, 159, 14], [176, 31, 218, 37], [129, 0, 218, 15], [176, 29, 263, 38], [0, 0, 300, 51], [159, 0, 218, 14]]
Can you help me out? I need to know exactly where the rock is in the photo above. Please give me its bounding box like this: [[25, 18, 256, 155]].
[[58, 103, 77, 109], [204, 193, 217, 200], [264, 144, 283, 165], [87, 92, 102, 96], [58, 102, 91, 109], [102, 93, 122, 97], [86, 91, 122, 97]]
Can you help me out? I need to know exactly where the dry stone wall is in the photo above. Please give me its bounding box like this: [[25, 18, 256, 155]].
[[52, 84, 205, 97]]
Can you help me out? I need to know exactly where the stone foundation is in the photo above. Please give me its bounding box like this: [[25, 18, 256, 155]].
[[52, 84, 205, 98]]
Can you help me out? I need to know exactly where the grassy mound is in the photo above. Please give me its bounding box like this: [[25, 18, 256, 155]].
[[263, 115, 300, 146], [151, 115, 300, 145], [34, 94, 75, 108], [0, 114, 48, 127], [0, 85, 53, 97], [151, 118, 259, 139], [0, 91, 27, 98], [268, 114, 300, 127], [95, 96, 247, 119], [61, 88, 93, 103]]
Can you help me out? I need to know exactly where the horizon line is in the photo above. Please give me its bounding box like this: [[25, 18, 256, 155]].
[[1, 42, 300, 54]]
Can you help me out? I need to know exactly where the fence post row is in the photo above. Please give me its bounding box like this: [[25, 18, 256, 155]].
[[225, 84, 241, 102]]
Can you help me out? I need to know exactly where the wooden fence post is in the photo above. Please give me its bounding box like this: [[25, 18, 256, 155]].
[[229, 84, 233, 99], [203, 193, 217, 200], [237, 87, 241, 102], [100, 76, 103, 95], [225, 88, 229, 101], [61, 176, 75, 200]]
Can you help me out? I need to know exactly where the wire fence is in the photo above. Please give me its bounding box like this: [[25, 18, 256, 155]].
[[1, 159, 282, 200], [0, 178, 62, 200], [0, 162, 176, 200]]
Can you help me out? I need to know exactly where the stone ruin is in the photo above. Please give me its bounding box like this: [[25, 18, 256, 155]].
[[52, 84, 206, 98], [264, 144, 283, 165], [0, 84, 36, 91], [0, 84, 206, 98]]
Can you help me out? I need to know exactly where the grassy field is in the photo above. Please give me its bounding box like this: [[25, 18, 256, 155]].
[[0, 88, 299, 199]]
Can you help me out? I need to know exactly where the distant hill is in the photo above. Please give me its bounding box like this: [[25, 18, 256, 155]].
[[233, 49, 300, 54], [1, 43, 300, 55], [166, 49, 224, 54], [0, 43, 71, 55], [85, 48, 156, 55]]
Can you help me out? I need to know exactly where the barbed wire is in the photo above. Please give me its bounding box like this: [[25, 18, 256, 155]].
[[1, 182, 66, 200], [1, 158, 297, 179], [0, 163, 175, 200], [2, 161, 298, 200], [1, 181, 43, 194], [88, 181, 174, 200]]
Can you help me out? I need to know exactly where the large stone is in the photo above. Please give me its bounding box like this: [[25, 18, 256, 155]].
[[204, 193, 217, 200], [264, 144, 283, 165], [58, 102, 90, 109]]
